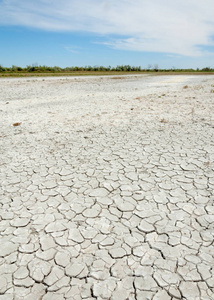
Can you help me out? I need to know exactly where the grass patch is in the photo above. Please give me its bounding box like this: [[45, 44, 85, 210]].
[[0, 71, 146, 78]]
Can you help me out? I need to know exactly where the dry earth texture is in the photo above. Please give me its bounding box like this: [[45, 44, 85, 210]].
[[0, 74, 214, 300]]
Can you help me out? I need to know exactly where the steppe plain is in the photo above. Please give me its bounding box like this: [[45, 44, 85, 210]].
[[0, 74, 214, 300]]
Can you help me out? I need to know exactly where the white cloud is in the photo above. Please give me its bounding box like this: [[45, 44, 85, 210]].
[[0, 0, 214, 56], [63, 46, 81, 53]]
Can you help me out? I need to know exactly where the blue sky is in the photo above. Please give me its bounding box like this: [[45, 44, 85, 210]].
[[0, 0, 214, 69]]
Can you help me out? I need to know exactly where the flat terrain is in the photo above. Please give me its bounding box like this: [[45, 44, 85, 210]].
[[1, 71, 214, 78], [0, 71, 139, 78], [0, 75, 214, 300]]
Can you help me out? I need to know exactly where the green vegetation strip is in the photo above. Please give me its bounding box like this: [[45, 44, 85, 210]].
[[0, 65, 214, 77]]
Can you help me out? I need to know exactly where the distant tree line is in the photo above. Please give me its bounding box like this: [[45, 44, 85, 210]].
[[0, 64, 214, 73]]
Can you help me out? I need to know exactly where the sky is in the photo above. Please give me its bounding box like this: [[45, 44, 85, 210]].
[[0, 0, 214, 69]]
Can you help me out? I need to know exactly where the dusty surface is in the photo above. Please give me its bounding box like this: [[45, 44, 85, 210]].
[[0, 74, 214, 300]]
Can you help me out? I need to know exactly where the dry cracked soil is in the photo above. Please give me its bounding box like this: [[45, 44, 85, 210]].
[[0, 74, 214, 300]]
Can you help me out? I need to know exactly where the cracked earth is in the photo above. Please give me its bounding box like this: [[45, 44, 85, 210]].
[[0, 74, 214, 300]]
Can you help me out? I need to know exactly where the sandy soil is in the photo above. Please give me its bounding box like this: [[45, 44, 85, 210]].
[[0, 75, 214, 299]]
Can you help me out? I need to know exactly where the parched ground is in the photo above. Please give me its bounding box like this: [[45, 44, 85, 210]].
[[0, 74, 214, 300]]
